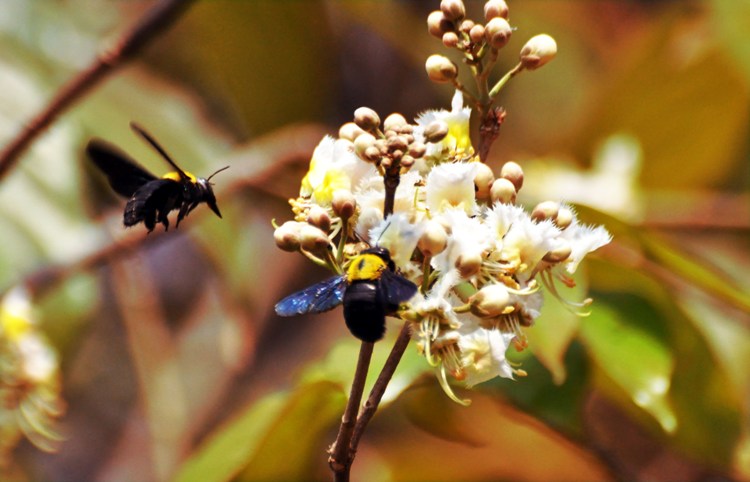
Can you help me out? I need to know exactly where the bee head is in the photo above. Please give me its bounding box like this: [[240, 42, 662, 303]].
[[198, 166, 229, 219]]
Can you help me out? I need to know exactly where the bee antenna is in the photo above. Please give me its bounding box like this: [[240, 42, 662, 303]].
[[130, 122, 189, 181], [206, 165, 230, 182]]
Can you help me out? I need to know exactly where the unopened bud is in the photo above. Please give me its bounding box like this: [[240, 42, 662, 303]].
[[442, 31, 459, 48], [543, 242, 572, 263], [408, 142, 426, 158], [474, 162, 495, 201], [469, 24, 485, 44], [401, 155, 415, 169], [459, 19, 475, 33], [338, 122, 366, 142], [381, 157, 393, 169], [456, 252, 482, 278], [386, 135, 409, 152], [353, 107, 381, 131], [427, 10, 453, 39], [307, 205, 331, 232], [500, 161, 524, 191], [485, 17, 512, 49], [440, 0, 466, 22], [520, 34, 557, 70], [490, 178, 516, 204], [418, 220, 448, 257], [383, 113, 407, 132], [555, 206, 574, 229], [423, 120, 450, 143], [363, 146, 382, 163], [299, 224, 329, 252], [469, 284, 512, 318], [484, 0, 509, 21], [354, 132, 376, 158], [274, 221, 303, 251], [425, 54, 458, 83], [531, 201, 560, 222], [332, 189, 357, 219]]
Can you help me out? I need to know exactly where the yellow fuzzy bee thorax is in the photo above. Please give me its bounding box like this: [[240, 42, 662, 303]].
[[162, 171, 197, 183], [346, 253, 387, 282]]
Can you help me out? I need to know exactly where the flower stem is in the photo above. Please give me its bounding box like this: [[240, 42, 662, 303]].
[[329, 341, 374, 482]]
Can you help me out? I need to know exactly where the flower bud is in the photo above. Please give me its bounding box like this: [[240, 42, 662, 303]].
[[383, 113, 407, 132], [459, 19, 475, 33], [469, 284, 512, 318], [332, 189, 356, 219], [531, 201, 559, 223], [469, 24, 485, 44], [442, 31, 459, 48], [338, 122, 365, 142], [299, 224, 330, 252], [555, 206, 574, 229], [485, 17, 512, 49], [425, 54, 458, 83], [354, 132, 376, 158], [353, 107, 380, 131], [543, 242, 572, 263], [400, 155, 415, 169], [423, 120, 450, 143], [474, 162, 495, 201], [520, 34, 557, 70], [408, 142, 426, 158], [456, 252, 482, 278], [489, 178, 516, 204], [306, 205, 331, 232], [418, 220, 448, 257], [440, 0, 465, 22], [363, 146, 382, 163], [427, 10, 452, 39], [484, 0, 509, 21], [500, 161, 524, 191], [274, 221, 303, 251], [386, 135, 409, 152]]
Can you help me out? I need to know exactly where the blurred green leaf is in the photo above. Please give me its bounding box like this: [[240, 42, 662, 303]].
[[579, 298, 677, 434], [713, 0, 750, 83]]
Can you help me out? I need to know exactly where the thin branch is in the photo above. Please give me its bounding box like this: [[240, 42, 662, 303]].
[[349, 321, 411, 454], [0, 0, 196, 181], [329, 342, 374, 482]]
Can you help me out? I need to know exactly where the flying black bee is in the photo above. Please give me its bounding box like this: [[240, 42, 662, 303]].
[[86, 122, 228, 232], [275, 247, 418, 343]]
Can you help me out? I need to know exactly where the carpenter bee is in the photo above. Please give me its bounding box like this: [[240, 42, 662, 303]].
[[86, 122, 228, 232], [275, 247, 418, 343]]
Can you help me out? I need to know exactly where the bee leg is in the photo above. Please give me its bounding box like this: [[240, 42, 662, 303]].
[[175, 202, 191, 228]]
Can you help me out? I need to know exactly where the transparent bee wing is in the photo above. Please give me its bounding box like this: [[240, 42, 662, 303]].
[[379, 270, 418, 307]]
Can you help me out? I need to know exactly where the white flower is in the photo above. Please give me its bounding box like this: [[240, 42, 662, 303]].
[[457, 323, 515, 387], [300, 137, 370, 205], [416, 90, 473, 161], [425, 162, 479, 215], [558, 217, 612, 274], [369, 214, 425, 269], [431, 208, 492, 276]]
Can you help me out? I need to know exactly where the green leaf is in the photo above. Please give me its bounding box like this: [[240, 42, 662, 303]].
[[579, 298, 678, 434], [173, 381, 344, 482]]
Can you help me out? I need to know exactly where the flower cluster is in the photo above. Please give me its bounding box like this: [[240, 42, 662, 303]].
[[0, 287, 64, 463], [274, 91, 611, 403]]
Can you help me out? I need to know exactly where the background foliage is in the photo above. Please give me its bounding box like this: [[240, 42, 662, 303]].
[[0, 1, 748, 481]]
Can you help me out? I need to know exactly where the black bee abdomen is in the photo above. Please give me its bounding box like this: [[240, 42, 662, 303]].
[[343, 281, 387, 342]]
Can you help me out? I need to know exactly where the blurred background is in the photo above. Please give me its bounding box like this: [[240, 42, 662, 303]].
[[0, 1, 748, 481]]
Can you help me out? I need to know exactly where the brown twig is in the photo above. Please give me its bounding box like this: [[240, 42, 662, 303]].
[[328, 342, 374, 482], [0, 0, 196, 181], [349, 321, 411, 453]]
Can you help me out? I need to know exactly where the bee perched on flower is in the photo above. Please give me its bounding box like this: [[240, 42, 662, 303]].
[[273, 89, 611, 403]]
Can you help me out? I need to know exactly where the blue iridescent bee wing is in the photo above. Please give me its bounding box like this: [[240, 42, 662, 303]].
[[275, 275, 348, 316], [379, 270, 418, 306]]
